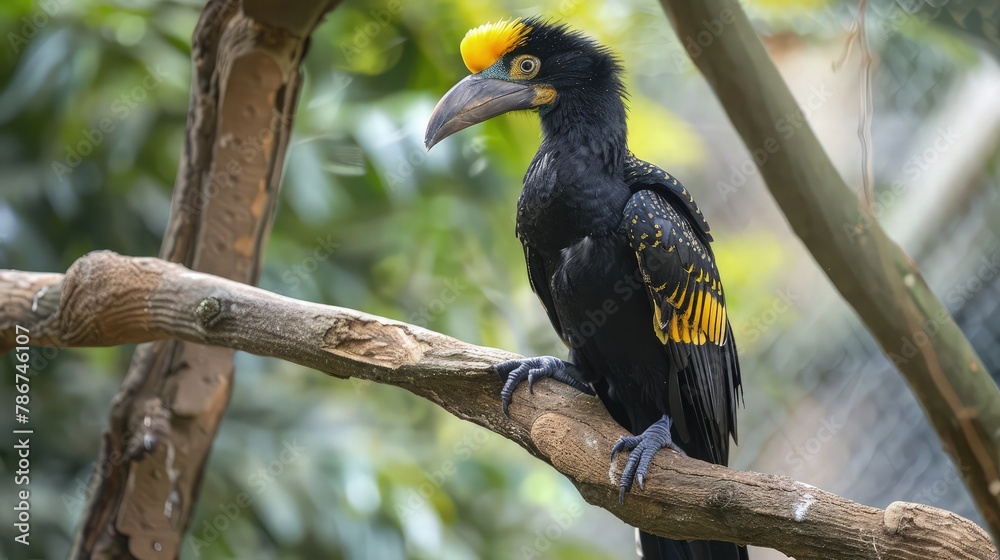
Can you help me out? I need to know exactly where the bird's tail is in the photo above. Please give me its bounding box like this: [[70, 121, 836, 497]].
[[638, 530, 748, 560]]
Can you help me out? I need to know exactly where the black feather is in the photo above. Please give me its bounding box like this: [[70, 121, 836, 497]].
[[504, 19, 746, 560]]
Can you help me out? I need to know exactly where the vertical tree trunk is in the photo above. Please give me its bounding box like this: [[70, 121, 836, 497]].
[[70, 1, 338, 557], [658, 0, 1000, 541]]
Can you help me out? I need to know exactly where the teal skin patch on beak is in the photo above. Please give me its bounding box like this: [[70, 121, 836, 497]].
[[479, 60, 509, 80], [480, 59, 556, 114]]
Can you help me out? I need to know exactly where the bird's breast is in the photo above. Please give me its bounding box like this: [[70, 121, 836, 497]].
[[515, 149, 628, 252], [546, 233, 665, 367]]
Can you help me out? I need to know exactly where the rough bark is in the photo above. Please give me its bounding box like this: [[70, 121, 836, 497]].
[[1, 252, 997, 560], [659, 0, 1000, 541], [57, 1, 338, 557]]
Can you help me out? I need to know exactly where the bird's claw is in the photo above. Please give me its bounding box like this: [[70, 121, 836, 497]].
[[492, 356, 592, 416], [611, 415, 686, 503]]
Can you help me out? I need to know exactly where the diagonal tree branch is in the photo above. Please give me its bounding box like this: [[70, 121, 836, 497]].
[[1, 251, 997, 560], [659, 0, 1000, 540]]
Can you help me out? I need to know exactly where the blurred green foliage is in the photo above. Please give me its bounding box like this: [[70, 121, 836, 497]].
[[0, 0, 986, 558]]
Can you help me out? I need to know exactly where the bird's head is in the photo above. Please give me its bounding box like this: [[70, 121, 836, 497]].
[[425, 18, 624, 150]]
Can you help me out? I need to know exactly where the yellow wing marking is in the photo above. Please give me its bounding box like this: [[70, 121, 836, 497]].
[[651, 267, 728, 346], [633, 192, 728, 346]]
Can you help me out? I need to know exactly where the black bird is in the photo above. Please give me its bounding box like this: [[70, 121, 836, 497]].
[[425, 18, 746, 560]]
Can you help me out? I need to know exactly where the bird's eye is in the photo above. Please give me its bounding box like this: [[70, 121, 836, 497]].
[[511, 55, 540, 79]]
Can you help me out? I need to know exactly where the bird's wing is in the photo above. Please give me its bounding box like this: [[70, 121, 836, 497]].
[[523, 243, 568, 347], [624, 185, 741, 465], [625, 152, 713, 243]]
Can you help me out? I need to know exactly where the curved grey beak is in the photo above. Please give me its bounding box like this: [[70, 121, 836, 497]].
[[425, 75, 554, 150]]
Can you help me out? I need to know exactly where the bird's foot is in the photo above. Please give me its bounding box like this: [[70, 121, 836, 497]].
[[493, 356, 593, 416], [611, 415, 686, 503]]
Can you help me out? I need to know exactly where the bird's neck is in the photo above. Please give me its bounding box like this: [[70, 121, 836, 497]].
[[539, 89, 628, 173], [515, 90, 631, 251]]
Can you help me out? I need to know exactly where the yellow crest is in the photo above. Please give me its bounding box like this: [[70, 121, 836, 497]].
[[460, 20, 531, 74]]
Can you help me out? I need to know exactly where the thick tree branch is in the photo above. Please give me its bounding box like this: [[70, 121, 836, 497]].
[[66, 1, 338, 557], [659, 0, 1000, 540], [1, 251, 997, 560]]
